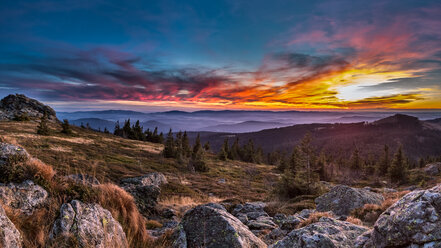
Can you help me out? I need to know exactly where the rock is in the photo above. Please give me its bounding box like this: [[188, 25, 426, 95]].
[[315, 185, 384, 216], [0, 143, 29, 165], [120, 172, 167, 187], [161, 208, 176, 219], [357, 184, 441, 248], [263, 228, 288, 245], [382, 187, 397, 193], [121, 172, 167, 215], [0, 94, 57, 121], [423, 162, 441, 176], [50, 200, 128, 248], [0, 204, 23, 248], [173, 203, 267, 248], [248, 216, 278, 230], [0, 180, 48, 215], [66, 174, 100, 185], [269, 217, 368, 248]]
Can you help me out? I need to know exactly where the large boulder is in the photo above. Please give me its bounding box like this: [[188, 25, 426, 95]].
[[0, 94, 57, 121], [0, 143, 29, 165], [315, 185, 384, 216], [172, 203, 267, 248], [121, 172, 167, 214], [423, 162, 441, 176], [50, 200, 128, 248], [0, 204, 22, 248], [356, 184, 441, 248], [269, 217, 368, 248], [0, 180, 48, 215], [232, 202, 277, 233]]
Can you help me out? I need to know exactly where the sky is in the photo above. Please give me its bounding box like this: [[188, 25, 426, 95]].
[[1, 0, 441, 111]]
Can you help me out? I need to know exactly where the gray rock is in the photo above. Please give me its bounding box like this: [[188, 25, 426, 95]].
[[269, 217, 368, 248], [423, 162, 441, 176], [66, 174, 100, 185], [0, 204, 22, 248], [0, 180, 48, 215], [0, 94, 57, 121], [315, 185, 384, 216], [120, 172, 167, 187], [121, 172, 167, 215], [357, 184, 441, 248], [0, 143, 29, 165], [172, 203, 267, 248], [248, 216, 278, 230], [50, 200, 128, 248], [264, 228, 288, 245]]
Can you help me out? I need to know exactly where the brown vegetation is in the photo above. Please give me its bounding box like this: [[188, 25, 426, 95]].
[[297, 212, 333, 228]]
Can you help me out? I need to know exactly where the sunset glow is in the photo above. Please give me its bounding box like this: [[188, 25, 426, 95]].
[[1, 0, 440, 111]]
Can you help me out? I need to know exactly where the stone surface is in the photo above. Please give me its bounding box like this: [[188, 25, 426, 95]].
[[270, 217, 368, 248], [172, 203, 267, 248], [0, 94, 57, 121], [423, 162, 441, 176], [120, 172, 167, 187], [0, 143, 29, 165], [357, 184, 441, 248], [0, 180, 48, 215], [121, 172, 167, 214], [50, 200, 128, 248], [0, 204, 22, 248], [315, 185, 384, 216]]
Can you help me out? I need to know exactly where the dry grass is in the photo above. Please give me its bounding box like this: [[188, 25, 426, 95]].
[[297, 212, 333, 228], [264, 198, 316, 216], [146, 219, 163, 229], [25, 158, 56, 182], [351, 190, 411, 226], [95, 183, 151, 247], [346, 216, 363, 225]]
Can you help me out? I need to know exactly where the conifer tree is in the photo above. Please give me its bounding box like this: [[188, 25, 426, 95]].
[[163, 129, 175, 158], [351, 147, 361, 170], [61, 119, 72, 135], [114, 121, 122, 136], [377, 144, 390, 174], [229, 137, 241, 160], [182, 131, 191, 157], [192, 133, 202, 160], [389, 145, 407, 183], [37, 112, 50, 135], [158, 132, 164, 144], [218, 138, 229, 161], [132, 120, 143, 140], [104, 127, 109, 134], [191, 133, 208, 172], [122, 119, 132, 138]]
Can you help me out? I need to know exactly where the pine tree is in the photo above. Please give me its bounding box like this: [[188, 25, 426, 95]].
[[80, 122, 85, 129], [218, 138, 229, 161], [175, 131, 183, 159], [104, 127, 109, 134], [351, 147, 361, 170], [182, 131, 191, 157], [122, 119, 132, 138], [37, 112, 50, 135], [377, 144, 390, 174], [192, 133, 202, 160], [295, 133, 319, 194], [158, 132, 164, 144], [389, 145, 407, 183], [132, 120, 143, 140], [163, 129, 175, 158], [229, 137, 240, 160], [203, 141, 210, 151], [114, 121, 122, 136], [191, 133, 208, 172], [61, 119, 72, 135]]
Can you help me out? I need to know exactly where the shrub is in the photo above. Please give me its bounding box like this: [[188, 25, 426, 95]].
[[37, 112, 50, 135], [61, 119, 73, 135], [13, 113, 30, 121], [192, 158, 209, 172]]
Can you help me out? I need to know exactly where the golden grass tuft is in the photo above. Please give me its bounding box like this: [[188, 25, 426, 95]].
[[95, 183, 151, 247], [297, 212, 333, 228], [146, 219, 163, 229], [346, 216, 363, 225], [25, 158, 56, 182]]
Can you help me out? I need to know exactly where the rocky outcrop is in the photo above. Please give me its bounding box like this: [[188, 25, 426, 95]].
[[356, 184, 441, 248], [121, 172, 167, 214], [232, 202, 277, 234], [172, 203, 267, 248], [269, 217, 368, 248], [0, 143, 29, 165], [50, 200, 128, 248], [0, 204, 22, 248], [0, 94, 57, 121], [0, 180, 48, 215], [423, 162, 441, 176], [315, 185, 384, 216]]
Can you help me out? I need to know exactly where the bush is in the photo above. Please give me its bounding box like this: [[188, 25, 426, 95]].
[[13, 113, 30, 121], [61, 119, 73, 135], [192, 159, 209, 172]]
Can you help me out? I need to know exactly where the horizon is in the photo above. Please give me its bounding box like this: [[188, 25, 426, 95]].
[[1, 0, 441, 111]]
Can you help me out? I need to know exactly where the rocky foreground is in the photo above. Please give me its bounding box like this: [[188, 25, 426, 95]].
[[1, 142, 441, 248]]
